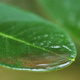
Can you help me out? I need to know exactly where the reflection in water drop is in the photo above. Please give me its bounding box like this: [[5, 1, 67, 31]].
[[44, 34, 48, 37], [40, 43, 44, 45], [49, 41, 51, 43], [51, 46, 61, 48], [0, 60, 71, 72], [62, 45, 71, 51]]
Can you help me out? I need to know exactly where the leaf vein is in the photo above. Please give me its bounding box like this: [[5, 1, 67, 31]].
[[0, 32, 74, 61]]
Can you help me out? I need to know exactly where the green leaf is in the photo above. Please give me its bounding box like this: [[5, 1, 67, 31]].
[[38, 0, 80, 43], [0, 3, 76, 72]]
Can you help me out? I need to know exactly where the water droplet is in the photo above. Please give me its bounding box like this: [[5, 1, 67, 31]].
[[51, 46, 60, 48], [49, 41, 51, 43], [40, 43, 44, 45], [44, 34, 48, 37], [70, 43, 74, 46], [36, 64, 49, 67], [62, 45, 71, 51], [55, 34, 64, 37]]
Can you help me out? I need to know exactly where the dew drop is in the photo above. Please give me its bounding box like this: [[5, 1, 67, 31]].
[[49, 41, 51, 43], [51, 46, 61, 48], [62, 45, 71, 51], [40, 43, 44, 45], [44, 34, 48, 37]]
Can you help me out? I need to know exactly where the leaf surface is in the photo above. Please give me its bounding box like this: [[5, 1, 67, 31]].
[[0, 3, 76, 71]]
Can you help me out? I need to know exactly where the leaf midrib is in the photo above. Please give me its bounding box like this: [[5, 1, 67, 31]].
[[0, 32, 74, 61]]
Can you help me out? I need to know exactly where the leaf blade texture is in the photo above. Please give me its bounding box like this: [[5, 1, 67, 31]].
[[0, 3, 76, 71]]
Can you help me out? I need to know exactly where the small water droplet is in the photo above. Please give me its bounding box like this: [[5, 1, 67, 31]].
[[33, 43, 35, 45], [44, 34, 48, 37], [51, 46, 61, 48], [40, 43, 44, 45], [62, 45, 71, 51], [49, 41, 51, 43], [51, 46, 54, 48]]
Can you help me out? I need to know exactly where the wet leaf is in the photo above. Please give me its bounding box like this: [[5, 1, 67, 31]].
[[38, 0, 80, 43], [0, 3, 76, 72]]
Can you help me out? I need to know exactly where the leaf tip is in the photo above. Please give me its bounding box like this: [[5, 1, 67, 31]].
[[71, 59, 75, 62]]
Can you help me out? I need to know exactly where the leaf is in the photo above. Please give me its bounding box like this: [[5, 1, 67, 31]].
[[38, 0, 80, 44], [0, 3, 76, 72]]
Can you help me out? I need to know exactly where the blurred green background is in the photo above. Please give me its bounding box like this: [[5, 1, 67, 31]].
[[0, 0, 80, 80]]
